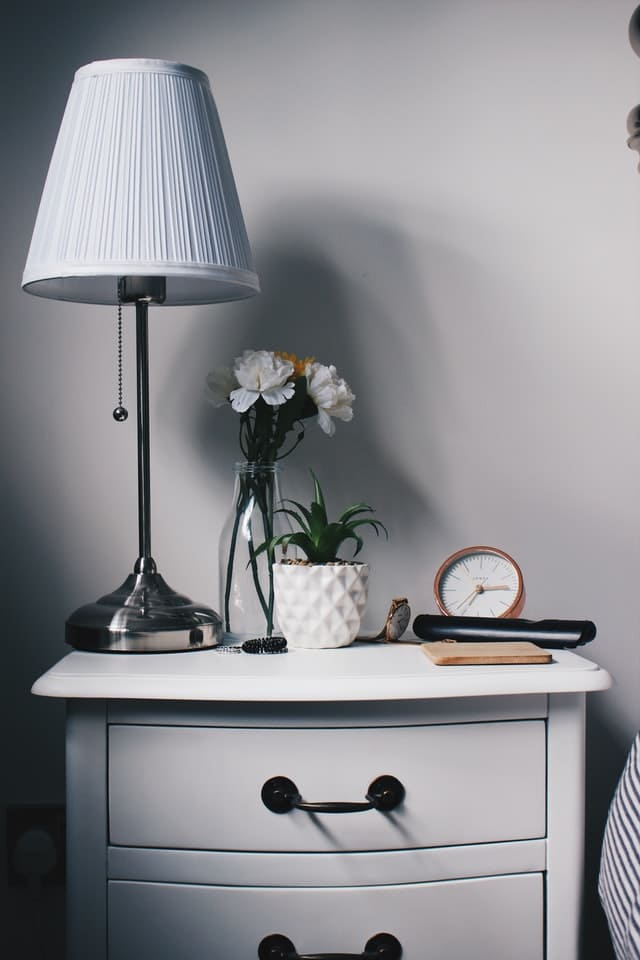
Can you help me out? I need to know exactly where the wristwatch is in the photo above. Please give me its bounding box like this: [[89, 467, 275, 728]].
[[357, 598, 411, 643]]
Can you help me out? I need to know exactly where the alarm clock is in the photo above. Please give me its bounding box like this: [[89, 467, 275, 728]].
[[434, 546, 525, 618]]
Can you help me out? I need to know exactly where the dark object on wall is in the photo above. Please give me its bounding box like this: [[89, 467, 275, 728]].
[[6, 804, 66, 887]]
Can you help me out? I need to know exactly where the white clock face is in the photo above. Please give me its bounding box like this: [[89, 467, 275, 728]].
[[436, 548, 523, 618]]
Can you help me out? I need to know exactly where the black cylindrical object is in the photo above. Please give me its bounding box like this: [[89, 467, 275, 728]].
[[412, 615, 596, 648]]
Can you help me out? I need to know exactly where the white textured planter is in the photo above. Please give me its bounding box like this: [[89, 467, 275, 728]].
[[273, 562, 369, 649]]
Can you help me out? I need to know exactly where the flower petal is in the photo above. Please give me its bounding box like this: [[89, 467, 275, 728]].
[[204, 366, 237, 407], [229, 387, 260, 412], [261, 383, 296, 406], [316, 408, 335, 436], [234, 349, 294, 393]]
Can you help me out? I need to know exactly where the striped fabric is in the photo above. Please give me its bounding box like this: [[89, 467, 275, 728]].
[[600, 734, 640, 959]]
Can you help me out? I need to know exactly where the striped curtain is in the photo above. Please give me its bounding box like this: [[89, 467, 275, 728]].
[[600, 734, 640, 959]]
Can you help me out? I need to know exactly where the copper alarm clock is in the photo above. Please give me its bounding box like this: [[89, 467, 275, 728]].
[[434, 546, 525, 618]]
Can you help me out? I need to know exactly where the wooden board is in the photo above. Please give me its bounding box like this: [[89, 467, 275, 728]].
[[421, 641, 552, 666]]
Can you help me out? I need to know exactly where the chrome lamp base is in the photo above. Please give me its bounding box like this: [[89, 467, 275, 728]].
[[66, 563, 222, 653]]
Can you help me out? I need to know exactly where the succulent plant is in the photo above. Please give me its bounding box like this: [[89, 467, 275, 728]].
[[256, 470, 387, 564]]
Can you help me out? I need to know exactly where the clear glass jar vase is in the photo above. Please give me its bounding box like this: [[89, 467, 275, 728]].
[[218, 462, 286, 641]]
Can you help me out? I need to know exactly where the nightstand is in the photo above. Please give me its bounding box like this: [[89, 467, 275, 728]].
[[33, 643, 611, 960]]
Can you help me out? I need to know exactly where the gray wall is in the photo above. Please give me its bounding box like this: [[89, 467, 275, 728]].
[[2, 1, 638, 955]]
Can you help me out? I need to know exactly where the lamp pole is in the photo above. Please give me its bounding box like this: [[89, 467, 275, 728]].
[[118, 276, 166, 575]]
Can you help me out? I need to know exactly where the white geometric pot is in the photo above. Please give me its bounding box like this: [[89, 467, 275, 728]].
[[273, 562, 369, 649]]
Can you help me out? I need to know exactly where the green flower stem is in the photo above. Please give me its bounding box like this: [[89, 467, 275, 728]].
[[224, 466, 275, 636], [253, 473, 276, 630], [223, 493, 242, 632], [246, 538, 272, 635]]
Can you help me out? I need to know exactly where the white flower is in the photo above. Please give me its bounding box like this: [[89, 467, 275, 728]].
[[229, 350, 295, 413], [204, 366, 237, 407], [305, 361, 355, 436]]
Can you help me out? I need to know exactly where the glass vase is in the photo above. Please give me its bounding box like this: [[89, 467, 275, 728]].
[[218, 462, 285, 641]]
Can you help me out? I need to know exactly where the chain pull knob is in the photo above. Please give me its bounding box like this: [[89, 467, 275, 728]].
[[112, 297, 128, 422]]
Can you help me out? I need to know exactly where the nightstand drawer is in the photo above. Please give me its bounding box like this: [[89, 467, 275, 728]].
[[108, 873, 543, 960], [108, 720, 546, 851]]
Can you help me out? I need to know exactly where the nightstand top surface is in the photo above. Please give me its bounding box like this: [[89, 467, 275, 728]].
[[32, 641, 612, 702]]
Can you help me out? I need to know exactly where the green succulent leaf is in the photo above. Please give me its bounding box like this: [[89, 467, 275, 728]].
[[279, 532, 317, 554], [348, 518, 388, 537], [254, 530, 313, 559], [278, 497, 313, 528], [311, 469, 326, 511], [318, 526, 364, 558], [309, 500, 328, 538], [337, 502, 376, 523], [275, 504, 312, 536], [256, 469, 388, 564]]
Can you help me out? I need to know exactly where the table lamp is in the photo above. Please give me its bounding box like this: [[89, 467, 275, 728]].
[[22, 58, 260, 652]]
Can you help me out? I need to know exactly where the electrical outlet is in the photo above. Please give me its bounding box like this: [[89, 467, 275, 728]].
[[6, 805, 65, 887]]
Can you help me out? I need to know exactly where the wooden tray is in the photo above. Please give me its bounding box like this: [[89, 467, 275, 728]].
[[421, 641, 552, 666]]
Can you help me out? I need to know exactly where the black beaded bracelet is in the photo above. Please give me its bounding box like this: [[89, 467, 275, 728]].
[[242, 636, 288, 654]]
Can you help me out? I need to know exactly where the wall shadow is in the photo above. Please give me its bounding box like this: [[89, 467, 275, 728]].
[[185, 197, 448, 619]]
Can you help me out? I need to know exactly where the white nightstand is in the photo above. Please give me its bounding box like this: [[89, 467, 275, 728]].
[[33, 643, 611, 960]]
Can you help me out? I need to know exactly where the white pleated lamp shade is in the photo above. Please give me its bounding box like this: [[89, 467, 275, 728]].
[[22, 59, 259, 305]]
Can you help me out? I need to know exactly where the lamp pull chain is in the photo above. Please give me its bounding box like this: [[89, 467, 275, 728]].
[[113, 297, 128, 422]]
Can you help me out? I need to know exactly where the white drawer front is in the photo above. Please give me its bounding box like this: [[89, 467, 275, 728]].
[[109, 721, 546, 852], [108, 874, 543, 960]]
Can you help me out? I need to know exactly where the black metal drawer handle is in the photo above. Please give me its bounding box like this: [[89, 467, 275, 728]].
[[258, 932, 402, 960], [261, 775, 405, 814]]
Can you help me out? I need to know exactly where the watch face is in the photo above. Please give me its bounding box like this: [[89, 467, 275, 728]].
[[434, 546, 524, 618], [385, 600, 411, 641]]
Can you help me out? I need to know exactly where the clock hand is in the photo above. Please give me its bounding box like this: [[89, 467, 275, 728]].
[[455, 587, 478, 610], [461, 598, 477, 614], [456, 584, 485, 613], [482, 584, 510, 591]]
